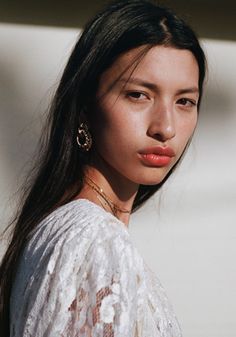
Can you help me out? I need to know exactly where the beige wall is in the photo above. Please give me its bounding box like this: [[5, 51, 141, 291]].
[[0, 22, 235, 337]]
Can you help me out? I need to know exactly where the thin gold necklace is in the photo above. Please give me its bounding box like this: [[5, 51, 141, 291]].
[[84, 176, 131, 216]]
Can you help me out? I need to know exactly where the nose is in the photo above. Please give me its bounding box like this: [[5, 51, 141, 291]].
[[147, 102, 176, 142]]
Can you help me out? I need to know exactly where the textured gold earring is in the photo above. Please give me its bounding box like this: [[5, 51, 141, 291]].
[[76, 123, 92, 151]]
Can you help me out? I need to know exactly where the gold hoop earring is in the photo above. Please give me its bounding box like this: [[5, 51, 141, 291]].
[[76, 123, 92, 152]]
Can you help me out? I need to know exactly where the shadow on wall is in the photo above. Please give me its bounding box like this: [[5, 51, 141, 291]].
[[0, 58, 38, 174], [0, 0, 235, 40], [200, 40, 236, 132]]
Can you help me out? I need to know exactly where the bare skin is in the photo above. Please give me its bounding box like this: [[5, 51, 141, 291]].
[[75, 45, 199, 226]]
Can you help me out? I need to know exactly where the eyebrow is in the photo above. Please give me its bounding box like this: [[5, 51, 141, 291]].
[[118, 77, 199, 95]]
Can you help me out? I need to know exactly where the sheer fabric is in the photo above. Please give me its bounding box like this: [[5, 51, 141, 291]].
[[10, 199, 182, 337]]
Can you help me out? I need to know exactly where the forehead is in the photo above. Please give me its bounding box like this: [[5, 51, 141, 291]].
[[98, 45, 199, 92]]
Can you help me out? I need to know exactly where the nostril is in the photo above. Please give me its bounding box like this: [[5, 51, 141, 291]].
[[153, 133, 167, 142], [148, 125, 176, 142]]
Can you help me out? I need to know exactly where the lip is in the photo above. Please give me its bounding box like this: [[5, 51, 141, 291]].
[[138, 146, 175, 167]]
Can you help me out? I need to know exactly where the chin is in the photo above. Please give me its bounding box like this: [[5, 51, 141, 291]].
[[133, 175, 168, 186], [131, 167, 171, 186]]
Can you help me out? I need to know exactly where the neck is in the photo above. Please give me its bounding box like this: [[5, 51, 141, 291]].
[[77, 162, 139, 226]]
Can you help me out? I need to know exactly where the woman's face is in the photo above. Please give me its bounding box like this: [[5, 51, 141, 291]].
[[90, 45, 199, 185]]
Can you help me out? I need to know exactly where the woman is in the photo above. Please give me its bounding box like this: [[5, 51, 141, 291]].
[[0, 0, 206, 336]]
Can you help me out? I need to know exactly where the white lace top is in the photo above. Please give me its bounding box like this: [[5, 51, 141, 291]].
[[10, 199, 182, 337]]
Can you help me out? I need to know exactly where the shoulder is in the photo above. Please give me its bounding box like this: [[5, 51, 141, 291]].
[[11, 201, 144, 336], [22, 199, 134, 275], [27, 199, 129, 251], [13, 199, 141, 306]]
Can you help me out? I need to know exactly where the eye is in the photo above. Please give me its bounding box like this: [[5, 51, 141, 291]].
[[177, 98, 197, 107], [126, 91, 148, 100]]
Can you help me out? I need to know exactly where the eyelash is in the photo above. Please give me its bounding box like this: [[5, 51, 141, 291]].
[[125, 91, 197, 107], [126, 91, 149, 101], [177, 98, 197, 107]]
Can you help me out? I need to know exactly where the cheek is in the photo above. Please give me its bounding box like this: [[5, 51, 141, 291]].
[[95, 118, 139, 155], [178, 114, 198, 149], [92, 101, 144, 151]]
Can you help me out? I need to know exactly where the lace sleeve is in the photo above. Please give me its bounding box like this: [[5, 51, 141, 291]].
[[11, 202, 182, 337], [62, 225, 139, 336], [10, 219, 140, 337]]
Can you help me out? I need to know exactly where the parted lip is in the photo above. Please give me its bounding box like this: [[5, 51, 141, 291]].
[[138, 146, 175, 157]]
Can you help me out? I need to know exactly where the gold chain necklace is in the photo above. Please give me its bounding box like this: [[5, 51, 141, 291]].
[[84, 176, 131, 216]]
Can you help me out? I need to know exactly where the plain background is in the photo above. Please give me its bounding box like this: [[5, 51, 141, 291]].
[[0, 1, 236, 336]]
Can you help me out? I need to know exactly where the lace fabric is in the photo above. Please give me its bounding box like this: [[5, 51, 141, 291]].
[[10, 199, 182, 337]]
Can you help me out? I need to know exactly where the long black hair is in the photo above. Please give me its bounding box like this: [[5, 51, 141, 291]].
[[0, 0, 206, 335]]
